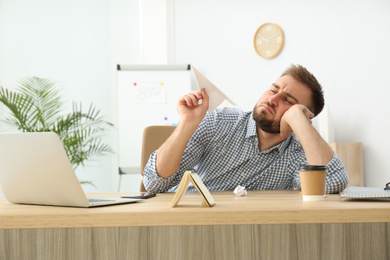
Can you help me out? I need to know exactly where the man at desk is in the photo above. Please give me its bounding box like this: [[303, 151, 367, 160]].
[[143, 64, 348, 193]]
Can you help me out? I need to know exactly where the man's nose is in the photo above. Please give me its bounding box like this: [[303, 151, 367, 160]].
[[268, 93, 280, 106]]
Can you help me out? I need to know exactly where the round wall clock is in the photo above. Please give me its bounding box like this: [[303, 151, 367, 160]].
[[254, 23, 284, 59]]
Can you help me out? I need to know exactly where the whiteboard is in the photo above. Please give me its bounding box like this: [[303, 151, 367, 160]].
[[117, 64, 193, 173]]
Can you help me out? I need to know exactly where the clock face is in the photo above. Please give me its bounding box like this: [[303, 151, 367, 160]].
[[254, 23, 284, 59]]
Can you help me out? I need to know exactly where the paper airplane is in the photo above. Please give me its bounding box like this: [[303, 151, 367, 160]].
[[191, 66, 237, 112]]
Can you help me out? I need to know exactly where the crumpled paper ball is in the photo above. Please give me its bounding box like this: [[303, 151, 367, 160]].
[[233, 185, 247, 196]]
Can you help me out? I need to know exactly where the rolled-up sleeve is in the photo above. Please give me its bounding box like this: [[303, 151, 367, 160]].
[[292, 152, 349, 194], [324, 152, 349, 193], [142, 151, 179, 193]]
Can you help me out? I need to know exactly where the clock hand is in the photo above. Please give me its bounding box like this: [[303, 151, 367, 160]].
[[260, 37, 270, 42], [268, 33, 279, 40]]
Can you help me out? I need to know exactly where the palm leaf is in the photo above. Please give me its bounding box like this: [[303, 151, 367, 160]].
[[79, 180, 96, 188], [0, 87, 38, 131], [17, 77, 63, 128], [60, 129, 113, 169], [50, 102, 113, 169]]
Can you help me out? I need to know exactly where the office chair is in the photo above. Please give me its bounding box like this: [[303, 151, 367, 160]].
[[329, 142, 364, 187], [140, 125, 176, 192]]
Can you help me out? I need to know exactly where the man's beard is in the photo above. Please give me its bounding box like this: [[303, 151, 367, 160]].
[[252, 103, 280, 134]]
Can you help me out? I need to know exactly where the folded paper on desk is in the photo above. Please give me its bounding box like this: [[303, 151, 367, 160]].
[[340, 186, 390, 201], [171, 171, 216, 208], [191, 66, 237, 112]]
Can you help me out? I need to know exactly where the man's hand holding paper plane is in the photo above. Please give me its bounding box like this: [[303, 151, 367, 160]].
[[191, 66, 237, 112]]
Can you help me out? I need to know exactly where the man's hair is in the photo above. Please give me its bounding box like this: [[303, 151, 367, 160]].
[[281, 64, 324, 116]]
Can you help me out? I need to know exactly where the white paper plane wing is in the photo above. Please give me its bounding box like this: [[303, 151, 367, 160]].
[[191, 66, 237, 112]]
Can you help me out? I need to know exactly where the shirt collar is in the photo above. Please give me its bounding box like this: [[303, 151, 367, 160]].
[[246, 114, 258, 138]]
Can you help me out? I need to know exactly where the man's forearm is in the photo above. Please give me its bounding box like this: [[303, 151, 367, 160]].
[[291, 114, 334, 165], [155, 121, 199, 179], [156, 89, 209, 179]]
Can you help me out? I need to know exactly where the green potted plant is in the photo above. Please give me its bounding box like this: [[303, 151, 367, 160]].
[[0, 76, 114, 187]]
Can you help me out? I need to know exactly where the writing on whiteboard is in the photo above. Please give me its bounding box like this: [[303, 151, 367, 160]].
[[132, 81, 166, 103]]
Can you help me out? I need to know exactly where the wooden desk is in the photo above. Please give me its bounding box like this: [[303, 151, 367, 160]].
[[1, 190, 390, 260]]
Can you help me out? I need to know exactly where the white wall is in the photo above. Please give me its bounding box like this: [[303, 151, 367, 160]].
[[108, 0, 143, 192], [141, 0, 174, 63], [0, 0, 143, 193], [173, 0, 390, 187]]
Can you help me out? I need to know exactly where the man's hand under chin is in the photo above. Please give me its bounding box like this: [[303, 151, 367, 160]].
[[279, 104, 315, 139]]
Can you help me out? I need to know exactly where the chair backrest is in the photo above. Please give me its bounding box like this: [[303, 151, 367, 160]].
[[329, 142, 364, 187], [140, 125, 176, 192]]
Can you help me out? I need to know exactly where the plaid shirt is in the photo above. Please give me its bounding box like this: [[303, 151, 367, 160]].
[[143, 107, 348, 193]]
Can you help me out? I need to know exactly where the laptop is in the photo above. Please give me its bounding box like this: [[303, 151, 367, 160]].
[[0, 132, 141, 207]]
